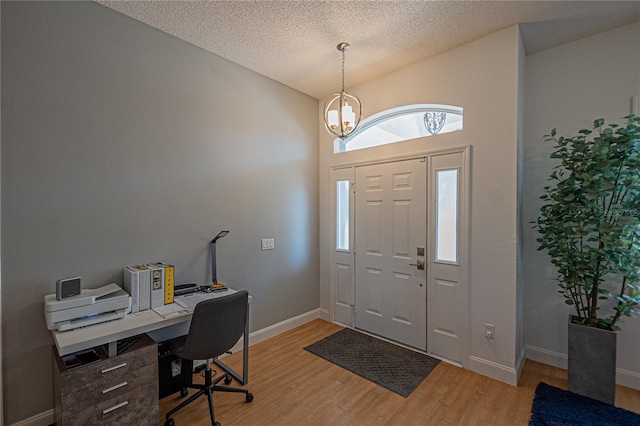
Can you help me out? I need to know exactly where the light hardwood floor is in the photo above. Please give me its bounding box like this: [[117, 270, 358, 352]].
[[159, 319, 640, 425]]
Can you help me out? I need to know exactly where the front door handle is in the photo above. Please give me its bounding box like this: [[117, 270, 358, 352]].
[[409, 259, 425, 270]]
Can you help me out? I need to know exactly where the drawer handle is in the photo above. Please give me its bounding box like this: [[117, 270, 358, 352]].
[[101, 363, 127, 374], [102, 400, 128, 415], [102, 381, 128, 394]]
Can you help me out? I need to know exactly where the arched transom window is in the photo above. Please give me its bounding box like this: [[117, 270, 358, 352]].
[[334, 104, 463, 153]]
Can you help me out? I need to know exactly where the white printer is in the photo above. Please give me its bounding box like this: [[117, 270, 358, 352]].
[[45, 283, 131, 331]]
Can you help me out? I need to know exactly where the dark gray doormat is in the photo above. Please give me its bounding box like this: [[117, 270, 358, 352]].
[[303, 328, 440, 397]]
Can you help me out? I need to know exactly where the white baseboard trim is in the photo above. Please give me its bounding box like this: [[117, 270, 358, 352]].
[[468, 355, 519, 386], [524, 344, 567, 369], [525, 344, 640, 390], [229, 308, 322, 353], [616, 367, 640, 390], [13, 308, 322, 426], [8, 409, 53, 426]]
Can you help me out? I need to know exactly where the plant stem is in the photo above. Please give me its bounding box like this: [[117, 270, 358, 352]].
[[588, 253, 603, 327], [577, 237, 588, 315], [610, 275, 628, 330], [605, 159, 624, 217]]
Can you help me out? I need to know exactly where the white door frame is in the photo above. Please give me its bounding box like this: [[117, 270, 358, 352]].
[[329, 166, 355, 326], [329, 145, 471, 365], [427, 150, 470, 365]]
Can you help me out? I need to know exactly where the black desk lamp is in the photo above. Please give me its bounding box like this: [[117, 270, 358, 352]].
[[211, 231, 229, 284]]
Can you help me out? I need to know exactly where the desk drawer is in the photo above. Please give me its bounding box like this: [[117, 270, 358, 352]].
[[60, 362, 157, 414], [55, 334, 156, 396], [53, 334, 159, 425], [61, 382, 158, 426]]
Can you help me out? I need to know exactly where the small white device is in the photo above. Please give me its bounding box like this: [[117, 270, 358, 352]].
[[56, 277, 82, 300]]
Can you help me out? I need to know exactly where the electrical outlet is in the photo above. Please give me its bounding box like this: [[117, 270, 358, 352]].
[[484, 323, 495, 340], [261, 238, 275, 250]]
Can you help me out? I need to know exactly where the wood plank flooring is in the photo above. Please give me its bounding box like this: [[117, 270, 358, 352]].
[[159, 319, 640, 425]]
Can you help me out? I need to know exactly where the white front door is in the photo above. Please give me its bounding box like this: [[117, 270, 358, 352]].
[[354, 158, 427, 350]]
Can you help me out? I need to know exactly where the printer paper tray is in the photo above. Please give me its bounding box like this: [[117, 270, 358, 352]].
[[55, 308, 128, 332]]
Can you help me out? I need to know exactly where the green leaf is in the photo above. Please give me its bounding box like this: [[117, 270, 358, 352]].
[[584, 192, 598, 200], [534, 115, 640, 332]]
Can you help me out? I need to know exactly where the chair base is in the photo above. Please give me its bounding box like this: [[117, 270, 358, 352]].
[[164, 361, 253, 426]]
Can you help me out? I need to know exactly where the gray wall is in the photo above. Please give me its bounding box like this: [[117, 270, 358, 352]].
[[1, 2, 319, 423], [0, 3, 3, 423], [523, 21, 640, 384]]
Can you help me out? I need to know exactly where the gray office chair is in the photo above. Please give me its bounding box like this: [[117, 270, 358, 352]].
[[164, 290, 253, 426]]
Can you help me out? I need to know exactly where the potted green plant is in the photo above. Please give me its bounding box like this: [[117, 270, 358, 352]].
[[534, 114, 640, 404]]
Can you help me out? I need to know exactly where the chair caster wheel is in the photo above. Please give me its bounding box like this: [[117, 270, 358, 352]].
[[224, 375, 232, 385], [165, 418, 175, 426], [214, 422, 221, 426], [246, 392, 254, 402], [180, 387, 189, 397]]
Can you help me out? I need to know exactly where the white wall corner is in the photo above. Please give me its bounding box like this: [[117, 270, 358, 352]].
[[515, 347, 527, 385], [468, 356, 520, 386], [632, 94, 639, 115], [319, 308, 330, 321]]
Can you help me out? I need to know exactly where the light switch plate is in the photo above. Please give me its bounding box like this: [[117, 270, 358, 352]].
[[261, 238, 275, 250]]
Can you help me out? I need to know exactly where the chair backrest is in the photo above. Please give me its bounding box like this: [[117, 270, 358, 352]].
[[180, 290, 249, 361]]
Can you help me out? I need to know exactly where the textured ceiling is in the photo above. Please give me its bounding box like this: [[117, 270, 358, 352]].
[[97, 1, 640, 100]]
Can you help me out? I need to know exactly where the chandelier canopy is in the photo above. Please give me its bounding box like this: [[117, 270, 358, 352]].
[[323, 42, 362, 139]]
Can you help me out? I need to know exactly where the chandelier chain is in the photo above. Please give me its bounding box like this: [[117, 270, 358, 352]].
[[341, 48, 346, 93]]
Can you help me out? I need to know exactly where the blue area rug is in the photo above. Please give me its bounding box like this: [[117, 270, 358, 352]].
[[530, 382, 640, 425]]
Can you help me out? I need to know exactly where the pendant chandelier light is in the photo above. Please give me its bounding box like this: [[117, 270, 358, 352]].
[[323, 42, 362, 139]]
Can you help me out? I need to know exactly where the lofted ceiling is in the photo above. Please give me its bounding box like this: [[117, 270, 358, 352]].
[[97, 1, 640, 100]]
